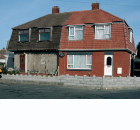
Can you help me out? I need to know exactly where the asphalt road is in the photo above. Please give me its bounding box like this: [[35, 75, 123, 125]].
[[0, 82, 140, 99]]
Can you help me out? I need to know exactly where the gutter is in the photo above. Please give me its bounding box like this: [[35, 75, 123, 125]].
[[59, 48, 136, 55]]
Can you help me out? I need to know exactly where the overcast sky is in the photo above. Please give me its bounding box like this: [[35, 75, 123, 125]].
[[0, 0, 140, 50]]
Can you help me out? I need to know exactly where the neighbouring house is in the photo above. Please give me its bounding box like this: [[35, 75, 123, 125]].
[[0, 48, 14, 69], [8, 3, 136, 77], [8, 6, 72, 74], [0, 48, 6, 64]]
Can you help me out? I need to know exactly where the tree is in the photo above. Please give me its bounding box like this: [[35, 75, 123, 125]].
[[136, 42, 140, 59]]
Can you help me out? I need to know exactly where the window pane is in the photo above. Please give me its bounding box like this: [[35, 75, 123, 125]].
[[19, 31, 23, 34], [107, 57, 112, 65], [105, 34, 110, 39], [40, 33, 50, 41], [96, 25, 104, 29], [68, 55, 73, 65], [87, 55, 92, 64], [39, 29, 44, 33], [20, 34, 29, 42], [86, 65, 92, 69], [96, 29, 104, 39], [105, 25, 110, 34], [75, 26, 83, 30], [70, 27, 74, 35], [74, 55, 86, 68], [68, 65, 73, 68], [129, 29, 132, 43], [69, 36, 74, 40], [24, 30, 29, 33], [75, 30, 83, 40], [45, 29, 50, 32]]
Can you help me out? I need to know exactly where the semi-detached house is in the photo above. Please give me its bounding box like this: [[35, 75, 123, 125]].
[[8, 3, 136, 77]]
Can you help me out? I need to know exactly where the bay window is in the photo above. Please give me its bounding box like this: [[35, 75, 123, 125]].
[[39, 28, 50, 41], [19, 30, 29, 42], [69, 26, 83, 40], [67, 54, 92, 69], [95, 24, 111, 39]]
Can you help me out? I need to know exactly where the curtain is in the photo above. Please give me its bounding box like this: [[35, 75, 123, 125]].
[[96, 25, 104, 39], [105, 25, 110, 38], [68, 55, 92, 69], [69, 26, 83, 40], [68, 55, 73, 68]]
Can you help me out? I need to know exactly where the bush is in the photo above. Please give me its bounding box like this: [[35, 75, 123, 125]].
[[1, 67, 20, 75], [1, 67, 8, 74]]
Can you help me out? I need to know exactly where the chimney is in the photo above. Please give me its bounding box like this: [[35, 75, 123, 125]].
[[52, 6, 60, 14], [92, 2, 99, 10]]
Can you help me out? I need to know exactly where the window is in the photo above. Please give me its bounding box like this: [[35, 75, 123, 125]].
[[67, 55, 92, 69], [39, 29, 50, 41], [19, 30, 29, 42], [69, 26, 83, 40], [95, 24, 111, 39], [107, 57, 112, 66], [129, 28, 133, 43]]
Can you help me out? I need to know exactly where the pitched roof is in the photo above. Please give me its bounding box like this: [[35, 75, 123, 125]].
[[13, 12, 72, 29], [13, 9, 123, 29], [0, 49, 6, 59], [63, 9, 123, 25]]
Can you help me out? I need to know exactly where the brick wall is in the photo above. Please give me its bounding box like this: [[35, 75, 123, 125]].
[[59, 51, 131, 77]]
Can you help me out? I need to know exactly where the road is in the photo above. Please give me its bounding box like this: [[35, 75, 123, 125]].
[[0, 82, 140, 99]]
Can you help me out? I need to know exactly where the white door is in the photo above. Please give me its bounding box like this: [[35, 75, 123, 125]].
[[104, 55, 113, 76]]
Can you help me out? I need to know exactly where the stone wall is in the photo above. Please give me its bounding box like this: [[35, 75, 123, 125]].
[[1, 74, 140, 89]]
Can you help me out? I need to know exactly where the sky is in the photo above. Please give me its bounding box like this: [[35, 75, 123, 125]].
[[0, 0, 140, 50]]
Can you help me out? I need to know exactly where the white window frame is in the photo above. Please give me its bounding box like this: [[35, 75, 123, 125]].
[[95, 24, 111, 40], [69, 26, 83, 41], [67, 55, 92, 70], [129, 28, 133, 43]]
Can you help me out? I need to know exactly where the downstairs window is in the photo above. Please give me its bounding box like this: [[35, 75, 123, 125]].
[[67, 55, 92, 69]]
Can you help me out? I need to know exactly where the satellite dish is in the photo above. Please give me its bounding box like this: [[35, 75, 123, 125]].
[[60, 52, 65, 57]]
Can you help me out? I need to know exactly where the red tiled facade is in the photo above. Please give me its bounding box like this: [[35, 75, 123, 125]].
[[59, 3, 136, 77]]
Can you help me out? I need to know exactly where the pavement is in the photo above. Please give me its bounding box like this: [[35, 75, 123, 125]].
[[1, 82, 140, 99]]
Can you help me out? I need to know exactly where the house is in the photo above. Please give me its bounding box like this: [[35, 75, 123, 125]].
[[0, 48, 6, 64], [0, 48, 14, 69], [8, 3, 136, 77], [8, 6, 72, 74]]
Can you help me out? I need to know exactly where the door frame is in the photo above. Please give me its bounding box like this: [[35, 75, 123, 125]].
[[104, 53, 113, 76], [20, 54, 25, 72]]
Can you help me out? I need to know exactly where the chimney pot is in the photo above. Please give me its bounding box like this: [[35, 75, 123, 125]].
[[52, 6, 60, 14], [92, 2, 99, 10]]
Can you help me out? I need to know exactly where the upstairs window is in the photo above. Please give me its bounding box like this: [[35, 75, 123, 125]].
[[129, 28, 133, 43], [95, 24, 111, 39], [39, 29, 50, 41], [69, 26, 83, 40], [19, 30, 29, 42]]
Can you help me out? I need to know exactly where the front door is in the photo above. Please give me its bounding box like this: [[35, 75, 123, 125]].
[[20, 54, 25, 72], [104, 55, 113, 76]]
